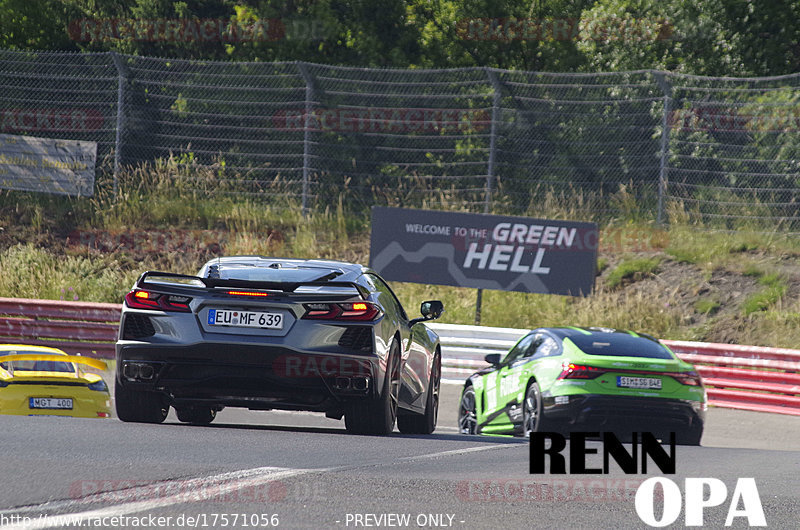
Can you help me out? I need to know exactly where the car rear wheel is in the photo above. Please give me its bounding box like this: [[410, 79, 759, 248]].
[[115, 380, 168, 424], [676, 423, 703, 446], [458, 385, 478, 434], [398, 352, 440, 435], [522, 381, 547, 438], [176, 406, 216, 425], [345, 339, 400, 435]]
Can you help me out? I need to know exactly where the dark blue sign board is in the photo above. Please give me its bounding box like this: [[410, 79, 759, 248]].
[[370, 207, 598, 296]]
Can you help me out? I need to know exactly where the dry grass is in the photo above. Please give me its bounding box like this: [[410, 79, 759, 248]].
[[394, 282, 684, 338]]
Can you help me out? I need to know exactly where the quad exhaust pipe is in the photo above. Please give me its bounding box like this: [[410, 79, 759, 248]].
[[123, 362, 157, 381], [333, 376, 370, 392]]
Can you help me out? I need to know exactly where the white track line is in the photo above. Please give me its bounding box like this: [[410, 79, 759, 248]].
[[1, 442, 519, 530], [0, 467, 312, 530], [0, 467, 306, 517], [398, 443, 518, 461]]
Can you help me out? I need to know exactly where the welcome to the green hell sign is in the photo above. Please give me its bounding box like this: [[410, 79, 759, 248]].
[[371, 207, 598, 297]]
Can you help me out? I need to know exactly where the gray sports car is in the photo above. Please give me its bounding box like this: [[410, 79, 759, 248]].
[[115, 256, 443, 435]]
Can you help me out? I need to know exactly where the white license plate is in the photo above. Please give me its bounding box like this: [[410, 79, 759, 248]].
[[208, 309, 283, 329], [617, 376, 662, 390], [29, 397, 73, 410]]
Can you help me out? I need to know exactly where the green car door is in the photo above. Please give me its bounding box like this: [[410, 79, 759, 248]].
[[481, 332, 540, 433]]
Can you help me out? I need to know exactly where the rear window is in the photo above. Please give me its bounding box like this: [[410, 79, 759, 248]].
[[214, 265, 338, 283], [0, 351, 75, 372], [566, 334, 674, 360], [12, 360, 75, 372]]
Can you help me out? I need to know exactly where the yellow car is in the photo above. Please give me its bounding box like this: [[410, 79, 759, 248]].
[[0, 345, 111, 418]]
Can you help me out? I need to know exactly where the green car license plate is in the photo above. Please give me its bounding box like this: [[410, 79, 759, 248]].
[[617, 376, 662, 390]]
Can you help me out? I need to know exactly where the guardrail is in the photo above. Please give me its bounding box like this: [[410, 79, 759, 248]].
[[428, 323, 800, 417], [0, 297, 120, 358], [1, 298, 797, 416]]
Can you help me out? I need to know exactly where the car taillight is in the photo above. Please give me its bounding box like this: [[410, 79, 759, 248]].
[[303, 303, 342, 319], [558, 362, 605, 379], [302, 302, 381, 321], [127, 290, 160, 309], [671, 371, 703, 386], [124, 290, 192, 312]]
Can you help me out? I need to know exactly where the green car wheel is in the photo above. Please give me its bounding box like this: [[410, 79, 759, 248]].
[[522, 381, 542, 437], [458, 386, 478, 435]]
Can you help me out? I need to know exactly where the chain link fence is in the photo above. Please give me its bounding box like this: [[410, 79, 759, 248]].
[[2, 49, 799, 230]]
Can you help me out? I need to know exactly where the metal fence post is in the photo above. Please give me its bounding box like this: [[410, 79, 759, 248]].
[[474, 69, 504, 326], [109, 52, 127, 200], [484, 68, 503, 215], [298, 62, 315, 218], [655, 72, 672, 226]]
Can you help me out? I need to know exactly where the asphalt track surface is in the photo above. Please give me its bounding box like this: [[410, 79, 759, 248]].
[[1, 385, 798, 529]]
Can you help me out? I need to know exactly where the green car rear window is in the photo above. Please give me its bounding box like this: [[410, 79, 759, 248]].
[[568, 334, 674, 359]]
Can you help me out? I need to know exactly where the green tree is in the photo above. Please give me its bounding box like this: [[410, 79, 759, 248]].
[[0, 0, 78, 50], [578, 0, 800, 76], [59, 0, 422, 64], [407, 0, 594, 70]]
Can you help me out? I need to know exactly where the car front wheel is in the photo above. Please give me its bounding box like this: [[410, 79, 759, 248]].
[[398, 352, 440, 434], [458, 386, 478, 435]]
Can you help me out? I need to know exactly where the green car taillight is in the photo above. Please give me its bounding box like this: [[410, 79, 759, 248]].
[[558, 362, 605, 379], [670, 371, 703, 386], [558, 362, 703, 386]]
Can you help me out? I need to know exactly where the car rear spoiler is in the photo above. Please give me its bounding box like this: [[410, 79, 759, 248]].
[[0, 354, 107, 371], [136, 271, 370, 299]]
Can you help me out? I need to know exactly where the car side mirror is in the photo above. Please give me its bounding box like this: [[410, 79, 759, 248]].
[[409, 300, 444, 327], [420, 300, 444, 320], [484, 353, 501, 366]]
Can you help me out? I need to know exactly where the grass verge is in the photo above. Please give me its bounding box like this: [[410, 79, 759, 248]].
[[606, 257, 661, 289], [742, 273, 788, 316]]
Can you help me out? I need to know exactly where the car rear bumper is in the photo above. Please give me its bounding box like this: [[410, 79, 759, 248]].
[[0, 385, 111, 418], [542, 393, 706, 432], [116, 342, 383, 412]]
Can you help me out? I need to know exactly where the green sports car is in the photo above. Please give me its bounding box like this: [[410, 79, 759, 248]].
[[458, 326, 707, 445]]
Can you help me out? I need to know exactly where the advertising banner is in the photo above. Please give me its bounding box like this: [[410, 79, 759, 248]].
[[0, 133, 97, 196]]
